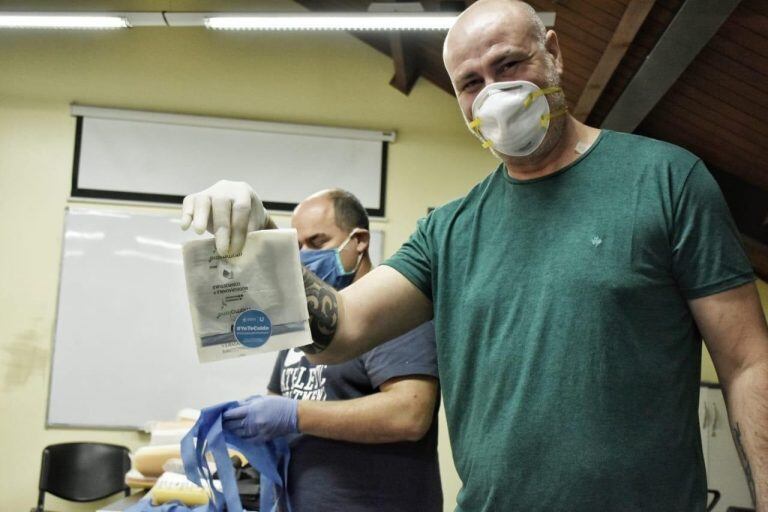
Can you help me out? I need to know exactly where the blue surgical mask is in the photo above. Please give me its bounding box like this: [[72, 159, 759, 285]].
[[300, 231, 361, 290]]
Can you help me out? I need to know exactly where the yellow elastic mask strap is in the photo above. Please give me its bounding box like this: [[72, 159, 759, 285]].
[[540, 107, 568, 128], [523, 86, 563, 108], [469, 118, 493, 149]]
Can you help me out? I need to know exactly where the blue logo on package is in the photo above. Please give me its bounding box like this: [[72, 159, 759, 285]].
[[234, 309, 272, 348]]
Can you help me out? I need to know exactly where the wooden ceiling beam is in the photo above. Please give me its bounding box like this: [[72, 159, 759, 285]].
[[602, 0, 743, 132], [573, 0, 656, 122], [389, 32, 420, 95]]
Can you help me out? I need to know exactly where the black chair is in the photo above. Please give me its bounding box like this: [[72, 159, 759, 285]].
[[33, 442, 131, 512], [707, 489, 721, 511]]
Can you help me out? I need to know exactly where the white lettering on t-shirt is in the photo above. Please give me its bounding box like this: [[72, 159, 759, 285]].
[[281, 360, 327, 401]]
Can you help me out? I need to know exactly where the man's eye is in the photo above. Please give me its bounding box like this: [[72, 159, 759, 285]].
[[313, 240, 329, 249], [462, 79, 482, 92], [499, 60, 519, 73]]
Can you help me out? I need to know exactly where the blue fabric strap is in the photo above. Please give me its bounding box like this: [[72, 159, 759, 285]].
[[127, 401, 291, 512]]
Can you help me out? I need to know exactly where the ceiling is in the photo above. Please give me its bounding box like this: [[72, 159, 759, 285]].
[[295, 0, 768, 280]]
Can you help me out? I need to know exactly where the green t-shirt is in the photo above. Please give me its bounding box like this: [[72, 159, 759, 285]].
[[384, 130, 754, 512]]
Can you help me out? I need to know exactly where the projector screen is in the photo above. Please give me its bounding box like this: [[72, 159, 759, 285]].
[[71, 105, 394, 215]]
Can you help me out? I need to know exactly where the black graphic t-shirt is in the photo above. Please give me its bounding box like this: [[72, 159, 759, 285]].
[[268, 321, 442, 512]]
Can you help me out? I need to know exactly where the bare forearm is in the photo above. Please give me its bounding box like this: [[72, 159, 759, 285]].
[[723, 359, 768, 511], [296, 389, 433, 444]]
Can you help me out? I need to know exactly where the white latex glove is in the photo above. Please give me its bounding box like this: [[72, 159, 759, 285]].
[[180, 180, 269, 257]]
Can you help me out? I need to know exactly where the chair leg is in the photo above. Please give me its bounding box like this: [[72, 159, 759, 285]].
[[35, 490, 45, 512]]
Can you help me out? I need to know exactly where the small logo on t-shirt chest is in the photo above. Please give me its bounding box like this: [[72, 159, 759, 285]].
[[591, 235, 603, 247]]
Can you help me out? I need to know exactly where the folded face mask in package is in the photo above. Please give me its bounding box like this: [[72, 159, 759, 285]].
[[183, 229, 311, 363]]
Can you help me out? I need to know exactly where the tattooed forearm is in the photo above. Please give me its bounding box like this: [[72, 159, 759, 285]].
[[731, 422, 757, 506], [300, 267, 339, 354]]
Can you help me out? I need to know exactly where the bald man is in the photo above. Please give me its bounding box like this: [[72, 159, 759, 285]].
[[183, 1, 768, 510], [229, 189, 442, 512]]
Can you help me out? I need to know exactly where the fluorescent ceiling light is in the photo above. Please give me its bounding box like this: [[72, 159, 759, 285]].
[[0, 11, 555, 30], [205, 13, 458, 31], [0, 14, 128, 29]]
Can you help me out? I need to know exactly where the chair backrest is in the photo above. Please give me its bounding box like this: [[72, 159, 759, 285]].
[[36, 442, 131, 510], [707, 489, 721, 511]]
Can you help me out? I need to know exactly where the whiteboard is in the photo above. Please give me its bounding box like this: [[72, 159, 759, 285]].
[[71, 106, 394, 215], [48, 207, 383, 429]]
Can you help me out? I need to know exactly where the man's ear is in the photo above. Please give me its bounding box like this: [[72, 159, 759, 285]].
[[545, 30, 563, 77], [353, 229, 371, 254]]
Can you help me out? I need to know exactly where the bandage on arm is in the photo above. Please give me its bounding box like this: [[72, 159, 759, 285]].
[[301, 265, 433, 365]]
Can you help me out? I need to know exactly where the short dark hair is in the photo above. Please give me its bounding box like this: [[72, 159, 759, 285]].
[[326, 189, 370, 232]]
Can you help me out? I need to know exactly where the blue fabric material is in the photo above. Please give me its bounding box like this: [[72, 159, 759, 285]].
[[125, 401, 290, 512], [259, 472, 276, 511]]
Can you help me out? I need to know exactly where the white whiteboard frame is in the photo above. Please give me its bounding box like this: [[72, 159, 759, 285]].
[[70, 105, 396, 216]]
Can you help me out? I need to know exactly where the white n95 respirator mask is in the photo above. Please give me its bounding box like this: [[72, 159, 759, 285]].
[[468, 80, 566, 157]]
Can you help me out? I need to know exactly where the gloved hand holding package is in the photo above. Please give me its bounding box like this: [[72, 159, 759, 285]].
[[183, 229, 310, 363]]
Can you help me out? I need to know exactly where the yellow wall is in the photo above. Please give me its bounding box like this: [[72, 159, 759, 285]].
[[0, 5, 495, 510], [1, 3, 767, 511]]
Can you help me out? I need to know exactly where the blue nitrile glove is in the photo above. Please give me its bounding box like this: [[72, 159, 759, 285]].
[[222, 395, 299, 442]]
